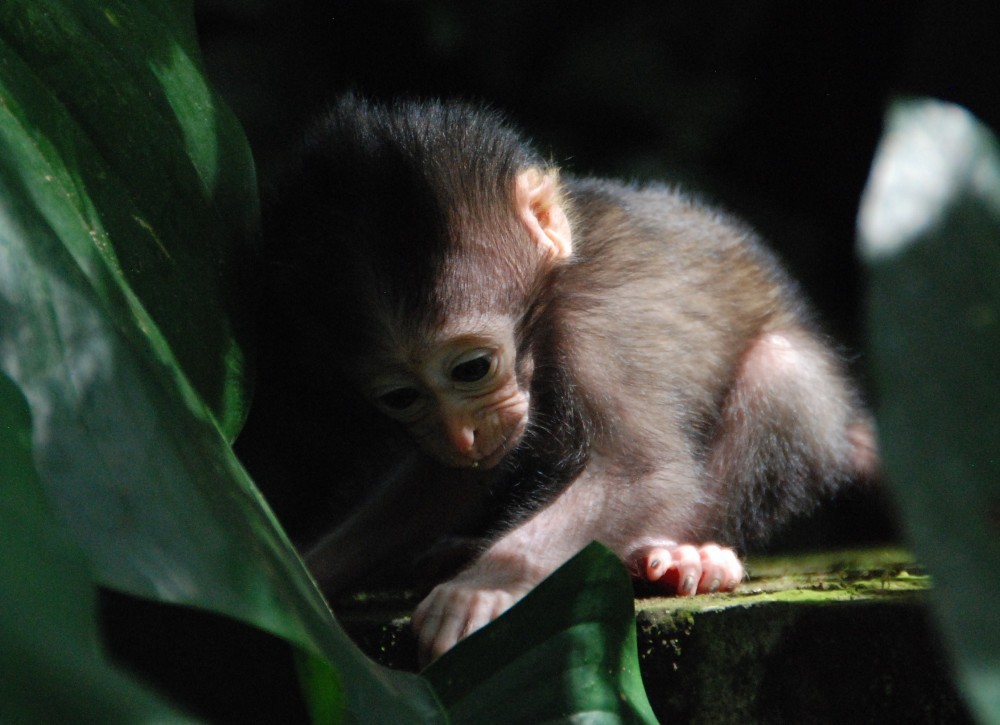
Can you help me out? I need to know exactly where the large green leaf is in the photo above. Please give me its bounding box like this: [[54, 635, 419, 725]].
[[0, 370, 189, 721], [0, 1, 441, 721], [0, 0, 254, 439], [859, 97, 1000, 722], [426, 543, 658, 724]]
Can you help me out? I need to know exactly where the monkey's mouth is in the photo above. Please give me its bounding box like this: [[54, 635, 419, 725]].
[[474, 444, 511, 470], [468, 417, 527, 470]]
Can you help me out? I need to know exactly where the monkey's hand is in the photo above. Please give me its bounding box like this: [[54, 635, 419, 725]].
[[411, 564, 538, 665], [627, 542, 743, 596]]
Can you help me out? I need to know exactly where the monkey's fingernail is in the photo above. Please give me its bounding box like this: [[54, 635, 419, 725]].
[[649, 558, 661, 570], [708, 578, 721, 593], [681, 574, 696, 595]]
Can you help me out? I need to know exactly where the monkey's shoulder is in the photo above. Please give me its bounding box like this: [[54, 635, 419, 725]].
[[564, 176, 779, 277], [557, 176, 806, 338], [566, 176, 755, 248]]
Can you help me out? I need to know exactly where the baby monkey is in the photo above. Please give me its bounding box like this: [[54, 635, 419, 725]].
[[260, 96, 877, 663]]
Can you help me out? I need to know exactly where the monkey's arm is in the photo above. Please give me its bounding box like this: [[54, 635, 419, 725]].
[[304, 453, 490, 597], [411, 461, 745, 664], [411, 476, 596, 665]]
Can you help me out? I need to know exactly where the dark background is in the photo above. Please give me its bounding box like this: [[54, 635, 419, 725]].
[[198, 1, 1000, 548]]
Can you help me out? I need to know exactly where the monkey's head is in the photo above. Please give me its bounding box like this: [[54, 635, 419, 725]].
[[268, 98, 573, 469], [354, 164, 572, 469]]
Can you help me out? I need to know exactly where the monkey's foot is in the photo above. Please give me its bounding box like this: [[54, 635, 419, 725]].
[[628, 542, 743, 596]]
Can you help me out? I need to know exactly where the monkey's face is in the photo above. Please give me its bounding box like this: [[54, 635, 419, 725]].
[[363, 322, 530, 469]]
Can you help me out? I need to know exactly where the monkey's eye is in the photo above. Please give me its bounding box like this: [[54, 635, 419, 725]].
[[377, 387, 421, 411], [450, 353, 493, 383]]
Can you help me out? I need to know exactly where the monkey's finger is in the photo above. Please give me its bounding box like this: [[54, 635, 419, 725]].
[[416, 588, 498, 665], [461, 589, 514, 641], [720, 547, 744, 590], [413, 587, 459, 665], [429, 612, 468, 664], [695, 543, 724, 593], [413, 608, 443, 665], [417, 607, 466, 666], [415, 618, 442, 667], [411, 591, 434, 631], [624, 541, 679, 582], [639, 546, 675, 582], [666, 544, 703, 596], [696, 544, 743, 593]]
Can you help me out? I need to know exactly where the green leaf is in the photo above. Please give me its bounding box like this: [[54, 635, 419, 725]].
[[0, 1, 441, 721], [425, 543, 658, 724], [859, 97, 1000, 722], [0, 0, 255, 439], [0, 370, 189, 722]]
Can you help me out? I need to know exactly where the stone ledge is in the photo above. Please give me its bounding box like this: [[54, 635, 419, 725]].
[[337, 549, 975, 723]]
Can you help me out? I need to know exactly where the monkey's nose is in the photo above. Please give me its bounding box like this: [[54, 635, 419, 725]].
[[446, 424, 477, 457]]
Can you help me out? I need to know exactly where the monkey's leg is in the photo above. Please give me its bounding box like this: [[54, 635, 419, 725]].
[[623, 329, 874, 596], [706, 329, 878, 546]]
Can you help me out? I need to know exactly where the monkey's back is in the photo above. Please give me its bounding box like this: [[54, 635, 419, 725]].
[[556, 177, 816, 446]]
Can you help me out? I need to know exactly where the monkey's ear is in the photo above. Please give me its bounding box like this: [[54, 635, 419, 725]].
[[516, 168, 573, 261]]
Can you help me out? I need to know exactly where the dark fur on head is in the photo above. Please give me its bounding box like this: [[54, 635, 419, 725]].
[[265, 96, 558, 347]]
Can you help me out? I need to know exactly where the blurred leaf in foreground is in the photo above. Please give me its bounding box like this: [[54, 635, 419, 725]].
[[0, 2, 440, 720], [859, 97, 1000, 722]]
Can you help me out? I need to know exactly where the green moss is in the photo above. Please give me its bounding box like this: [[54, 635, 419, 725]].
[[339, 548, 972, 723], [635, 547, 929, 623]]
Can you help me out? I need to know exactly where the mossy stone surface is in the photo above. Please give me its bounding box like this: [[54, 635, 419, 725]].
[[338, 548, 975, 723]]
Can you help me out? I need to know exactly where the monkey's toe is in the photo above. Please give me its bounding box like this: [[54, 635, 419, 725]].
[[631, 542, 743, 596], [696, 543, 743, 593]]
